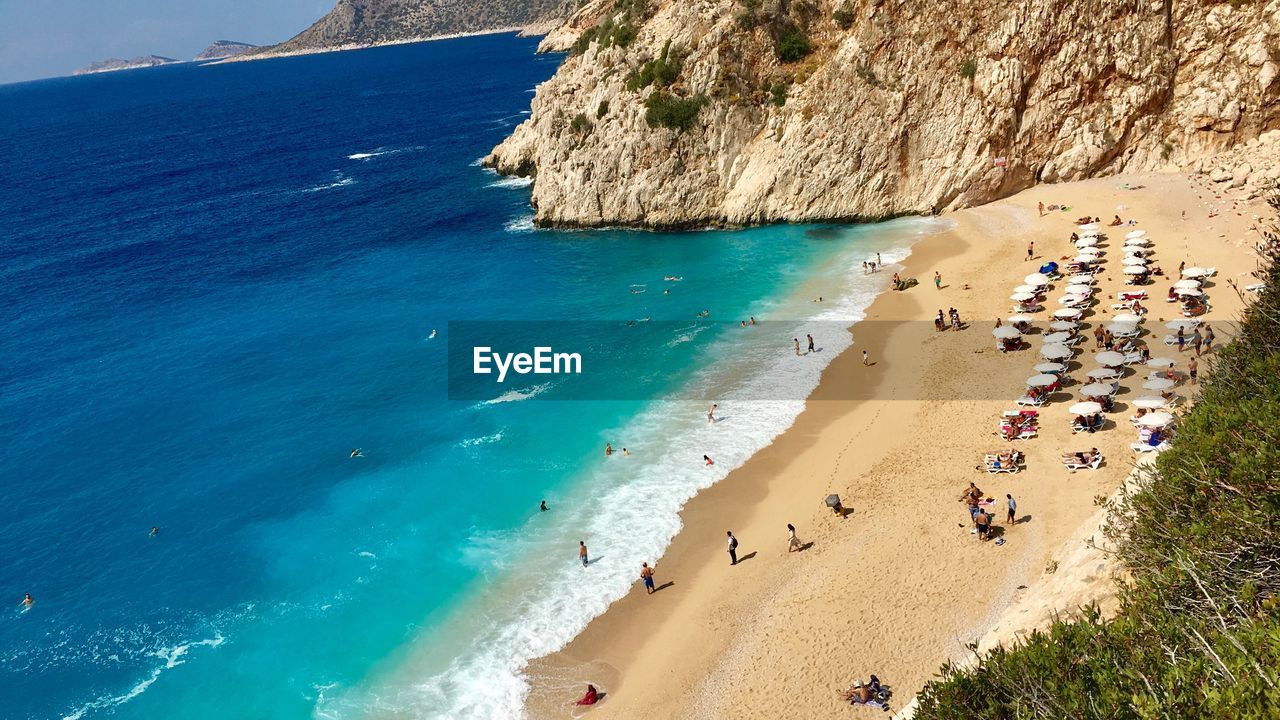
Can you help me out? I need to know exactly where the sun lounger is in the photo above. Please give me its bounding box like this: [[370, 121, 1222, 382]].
[[1131, 441, 1170, 453], [1016, 394, 1048, 407], [1062, 453, 1103, 471]]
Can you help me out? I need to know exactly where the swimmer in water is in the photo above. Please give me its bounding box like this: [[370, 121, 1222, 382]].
[[622, 447, 630, 456], [605, 443, 614, 457], [350, 448, 363, 459], [540, 500, 548, 512], [428, 329, 437, 339], [21, 594, 33, 609], [704, 454, 714, 466], [149, 527, 159, 537]]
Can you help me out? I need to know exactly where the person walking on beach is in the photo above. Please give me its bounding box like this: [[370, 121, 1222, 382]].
[[786, 523, 803, 553], [1026, 242, 1034, 261], [1038, 201, 1044, 217], [877, 252, 882, 266], [707, 403, 717, 423], [807, 334, 815, 353], [1203, 325, 1215, 354], [640, 562, 655, 594], [1189, 356, 1198, 385], [793, 338, 801, 356], [579, 541, 589, 567], [862, 350, 870, 366], [1176, 327, 1186, 352], [1192, 328, 1203, 356], [1006, 494, 1017, 525], [934, 272, 942, 290], [727, 531, 739, 565]]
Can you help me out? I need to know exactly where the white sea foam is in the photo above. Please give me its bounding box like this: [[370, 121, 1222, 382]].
[[320, 218, 953, 720], [303, 173, 356, 193], [456, 429, 505, 448], [475, 383, 551, 407], [486, 177, 533, 189], [61, 635, 225, 720], [347, 145, 425, 161], [503, 214, 535, 233]]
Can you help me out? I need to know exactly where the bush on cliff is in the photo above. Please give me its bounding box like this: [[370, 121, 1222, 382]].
[[625, 39, 681, 92], [776, 28, 812, 63], [914, 189, 1280, 718], [643, 92, 707, 132]]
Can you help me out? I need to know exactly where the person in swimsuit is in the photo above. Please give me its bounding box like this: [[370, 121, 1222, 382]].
[[640, 562, 655, 594], [786, 523, 803, 552], [21, 594, 33, 609], [579, 541, 589, 567]]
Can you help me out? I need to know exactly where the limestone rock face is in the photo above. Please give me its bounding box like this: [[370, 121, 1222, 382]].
[[488, 0, 1280, 228]]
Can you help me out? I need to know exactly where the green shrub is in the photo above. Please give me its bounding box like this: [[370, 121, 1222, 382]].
[[776, 28, 812, 63], [625, 39, 682, 92], [959, 58, 977, 80], [643, 92, 707, 132], [768, 81, 787, 106], [596, 100, 610, 119], [570, 0, 648, 56], [833, 7, 854, 29], [569, 112, 591, 135]]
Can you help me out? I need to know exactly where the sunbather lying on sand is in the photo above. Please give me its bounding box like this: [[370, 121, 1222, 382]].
[[1061, 448, 1100, 464]]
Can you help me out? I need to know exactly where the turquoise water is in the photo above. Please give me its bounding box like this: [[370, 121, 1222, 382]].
[[0, 33, 942, 719]]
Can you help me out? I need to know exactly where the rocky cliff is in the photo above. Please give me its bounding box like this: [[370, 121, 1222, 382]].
[[249, 0, 574, 57], [487, 0, 1280, 228]]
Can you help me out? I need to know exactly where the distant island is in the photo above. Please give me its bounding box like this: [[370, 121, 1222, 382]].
[[194, 40, 259, 61], [74, 55, 178, 76], [238, 0, 574, 60], [74, 40, 258, 76]]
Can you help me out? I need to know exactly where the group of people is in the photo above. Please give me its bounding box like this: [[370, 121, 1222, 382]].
[[959, 482, 1016, 542], [935, 307, 964, 332]]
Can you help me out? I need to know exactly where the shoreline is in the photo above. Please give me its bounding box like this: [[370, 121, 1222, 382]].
[[519, 172, 1267, 719], [212, 27, 530, 67]]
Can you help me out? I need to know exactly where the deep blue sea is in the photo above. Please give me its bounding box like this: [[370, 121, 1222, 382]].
[[0, 33, 944, 719]]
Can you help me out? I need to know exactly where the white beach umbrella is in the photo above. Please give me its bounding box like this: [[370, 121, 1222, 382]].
[[1035, 362, 1066, 374], [1041, 344, 1074, 360], [1165, 320, 1198, 332], [1112, 313, 1144, 324], [1079, 222, 1100, 231], [1096, 351, 1126, 367], [1058, 295, 1089, 306], [1007, 315, 1035, 324], [1069, 401, 1104, 415], [1176, 288, 1204, 297], [1011, 292, 1038, 301], [1087, 367, 1122, 380], [1072, 255, 1099, 264], [1106, 321, 1139, 334], [1042, 331, 1074, 344], [1075, 237, 1098, 248], [1054, 308, 1083, 319], [1181, 267, 1210, 278], [1080, 383, 1114, 398], [1124, 238, 1150, 247], [1173, 279, 1202, 290], [993, 326, 1022, 339], [1123, 266, 1148, 275], [1049, 320, 1079, 332], [1024, 273, 1050, 286], [1125, 229, 1148, 240], [1013, 284, 1040, 294], [1027, 374, 1058, 388], [1132, 396, 1169, 409], [1146, 357, 1176, 369], [1066, 275, 1094, 285], [1080, 228, 1100, 237], [1142, 378, 1176, 391], [1138, 412, 1175, 428], [1122, 258, 1148, 268]]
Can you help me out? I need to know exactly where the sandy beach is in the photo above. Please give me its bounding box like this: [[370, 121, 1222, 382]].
[[523, 173, 1268, 719]]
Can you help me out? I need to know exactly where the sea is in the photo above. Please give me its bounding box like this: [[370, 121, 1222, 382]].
[[0, 32, 947, 719]]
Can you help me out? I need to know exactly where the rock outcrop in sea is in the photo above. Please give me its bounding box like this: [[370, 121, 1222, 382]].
[[487, 0, 1280, 228], [74, 55, 178, 75], [194, 41, 258, 61]]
